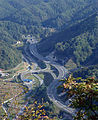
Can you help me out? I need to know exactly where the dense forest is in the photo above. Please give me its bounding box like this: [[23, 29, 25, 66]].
[[0, 0, 97, 29], [0, 0, 97, 69], [58, 75, 98, 120], [0, 41, 22, 70], [73, 65, 98, 79], [38, 13, 98, 66]]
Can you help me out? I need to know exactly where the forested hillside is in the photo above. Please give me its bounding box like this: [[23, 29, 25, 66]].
[[0, 0, 97, 69], [38, 13, 98, 66], [73, 65, 98, 79], [0, 41, 22, 70], [1, 0, 97, 29]]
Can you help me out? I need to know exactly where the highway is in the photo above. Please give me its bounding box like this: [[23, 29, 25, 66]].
[[28, 42, 76, 116], [14, 39, 76, 118], [1, 37, 77, 120]]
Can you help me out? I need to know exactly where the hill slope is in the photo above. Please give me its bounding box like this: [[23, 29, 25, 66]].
[[0, 41, 22, 70], [0, 0, 97, 69], [0, 0, 97, 29], [37, 13, 98, 66]]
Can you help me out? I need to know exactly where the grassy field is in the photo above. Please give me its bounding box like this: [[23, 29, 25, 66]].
[[25, 74, 40, 88], [37, 74, 44, 79], [26, 75, 35, 80], [64, 59, 77, 70]]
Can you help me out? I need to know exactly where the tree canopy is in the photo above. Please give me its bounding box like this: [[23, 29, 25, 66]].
[[58, 75, 98, 120]]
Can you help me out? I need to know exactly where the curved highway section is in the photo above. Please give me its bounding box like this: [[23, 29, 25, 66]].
[[29, 42, 76, 116]]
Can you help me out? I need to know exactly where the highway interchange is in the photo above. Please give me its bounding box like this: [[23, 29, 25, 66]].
[[22, 39, 76, 116], [2, 39, 75, 119]]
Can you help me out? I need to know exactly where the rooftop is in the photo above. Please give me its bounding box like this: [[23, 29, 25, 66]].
[[23, 79, 32, 82]]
